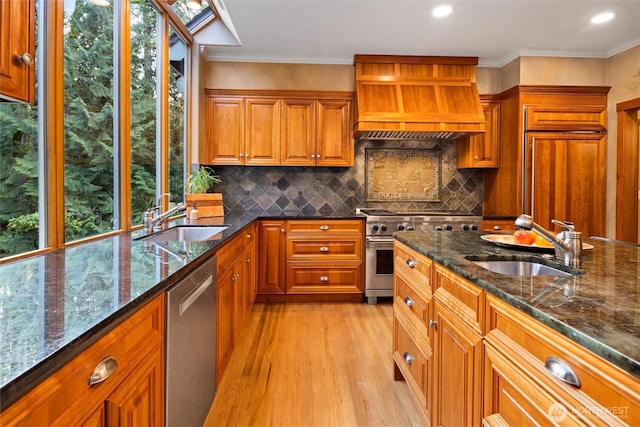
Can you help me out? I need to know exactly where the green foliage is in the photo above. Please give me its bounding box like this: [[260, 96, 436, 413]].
[[186, 166, 222, 194]]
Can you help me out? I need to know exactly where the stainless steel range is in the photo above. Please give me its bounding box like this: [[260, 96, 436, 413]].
[[358, 208, 482, 304]]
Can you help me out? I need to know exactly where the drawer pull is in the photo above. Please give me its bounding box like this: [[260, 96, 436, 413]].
[[403, 296, 414, 307], [545, 356, 581, 388], [428, 319, 437, 328], [320, 246, 329, 252], [89, 356, 118, 386], [16, 52, 34, 67], [320, 276, 329, 282], [403, 352, 413, 364], [406, 259, 416, 268], [319, 225, 329, 231]]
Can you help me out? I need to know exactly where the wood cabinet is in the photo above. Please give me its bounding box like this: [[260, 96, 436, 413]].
[[484, 294, 640, 426], [257, 220, 286, 295], [392, 241, 434, 419], [483, 86, 609, 237], [0, 0, 36, 103], [456, 96, 500, 168], [285, 219, 363, 296], [202, 89, 354, 167], [216, 225, 257, 386], [0, 296, 164, 426]]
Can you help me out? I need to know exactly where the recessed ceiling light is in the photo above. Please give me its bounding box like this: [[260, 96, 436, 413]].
[[591, 12, 614, 24], [432, 5, 453, 18]]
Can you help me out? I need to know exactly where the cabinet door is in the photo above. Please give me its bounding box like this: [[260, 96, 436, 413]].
[[232, 257, 247, 345], [456, 100, 500, 168], [0, 0, 35, 103], [105, 344, 164, 427], [245, 98, 280, 165], [526, 132, 606, 238], [216, 266, 235, 386], [245, 225, 257, 305], [204, 96, 244, 165], [316, 99, 353, 167], [281, 99, 316, 166], [432, 300, 483, 427], [258, 221, 286, 294]]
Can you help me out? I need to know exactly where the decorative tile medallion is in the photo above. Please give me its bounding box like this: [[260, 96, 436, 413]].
[[365, 148, 441, 202]]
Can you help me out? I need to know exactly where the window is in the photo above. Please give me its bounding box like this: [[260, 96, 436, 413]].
[[168, 26, 187, 206]]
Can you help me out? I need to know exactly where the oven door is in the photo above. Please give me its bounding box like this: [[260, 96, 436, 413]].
[[365, 236, 395, 293]]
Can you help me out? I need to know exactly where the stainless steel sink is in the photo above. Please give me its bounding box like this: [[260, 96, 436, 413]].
[[136, 225, 228, 242], [464, 255, 577, 277]]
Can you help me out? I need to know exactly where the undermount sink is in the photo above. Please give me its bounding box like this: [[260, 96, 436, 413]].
[[135, 225, 228, 242], [465, 255, 577, 277]]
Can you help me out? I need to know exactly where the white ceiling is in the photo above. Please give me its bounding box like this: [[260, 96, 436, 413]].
[[199, 0, 640, 67]]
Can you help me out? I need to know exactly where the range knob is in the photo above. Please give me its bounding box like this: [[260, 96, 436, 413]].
[[406, 225, 415, 231], [445, 225, 453, 231], [435, 226, 443, 231], [471, 224, 478, 230], [372, 225, 379, 231], [381, 225, 387, 232], [397, 224, 405, 231], [462, 224, 469, 231]]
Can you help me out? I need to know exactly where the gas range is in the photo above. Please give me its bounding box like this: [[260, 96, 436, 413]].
[[357, 208, 482, 236]]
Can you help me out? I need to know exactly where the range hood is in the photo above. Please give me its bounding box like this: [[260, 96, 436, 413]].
[[353, 55, 486, 140]]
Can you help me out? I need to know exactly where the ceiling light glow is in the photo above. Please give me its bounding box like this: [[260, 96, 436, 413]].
[[432, 5, 453, 18], [591, 12, 614, 24]]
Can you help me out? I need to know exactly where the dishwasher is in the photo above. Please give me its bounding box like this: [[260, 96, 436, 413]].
[[166, 255, 217, 427]]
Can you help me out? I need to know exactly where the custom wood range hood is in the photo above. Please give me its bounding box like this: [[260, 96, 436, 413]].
[[353, 54, 486, 140]]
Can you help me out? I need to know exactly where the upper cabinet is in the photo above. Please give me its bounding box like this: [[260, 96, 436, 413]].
[[456, 95, 500, 169], [0, 0, 36, 103], [202, 89, 354, 167]]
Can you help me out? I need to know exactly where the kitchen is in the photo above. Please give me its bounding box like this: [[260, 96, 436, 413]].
[[1, 0, 640, 426]]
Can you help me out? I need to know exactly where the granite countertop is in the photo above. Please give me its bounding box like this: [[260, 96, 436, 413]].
[[0, 209, 363, 409], [394, 230, 640, 380]]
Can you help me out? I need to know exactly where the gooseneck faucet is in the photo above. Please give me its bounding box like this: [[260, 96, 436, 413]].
[[515, 214, 583, 267], [143, 193, 186, 234]]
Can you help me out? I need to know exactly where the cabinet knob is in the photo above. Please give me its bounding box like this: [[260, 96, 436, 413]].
[[474, 155, 479, 160], [320, 276, 329, 282], [403, 296, 414, 307], [246, 233, 252, 239], [545, 356, 581, 388], [310, 154, 315, 159], [16, 52, 34, 67], [246, 257, 250, 263], [89, 356, 118, 386], [280, 228, 285, 233], [403, 351, 413, 365], [428, 319, 437, 328], [319, 246, 329, 252], [406, 259, 416, 268], [319, 225, 329, 231], [245, 153, 249, 157], [239, 153, 244, 157]]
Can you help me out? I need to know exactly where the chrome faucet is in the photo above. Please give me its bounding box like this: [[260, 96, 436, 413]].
[[143, 193, 186, 234], [515, 214, 583, 267]]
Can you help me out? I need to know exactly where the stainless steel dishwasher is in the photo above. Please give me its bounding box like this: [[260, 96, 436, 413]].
[[166, 255, 217, 427]]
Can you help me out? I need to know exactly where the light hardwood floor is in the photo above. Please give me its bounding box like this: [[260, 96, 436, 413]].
[[204, 301, 428, 427]]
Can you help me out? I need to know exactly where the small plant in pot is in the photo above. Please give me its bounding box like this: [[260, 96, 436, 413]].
[[185, 166, 223, 218]]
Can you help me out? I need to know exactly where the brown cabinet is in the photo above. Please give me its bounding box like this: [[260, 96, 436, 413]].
[[216, 225, 257, 385], [483, 86, 609, 236], [257, 220, 286, 295], [0, 0, 35, 103], [0, 296, 165, 426], [203, 90, 354, 167], [456, 96, 500, 168]]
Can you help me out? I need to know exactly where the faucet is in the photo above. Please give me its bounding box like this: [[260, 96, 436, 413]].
[[515, 214, 583, 267], [143, 193, 186, 234]]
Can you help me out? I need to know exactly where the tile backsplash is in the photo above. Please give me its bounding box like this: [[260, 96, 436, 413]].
[[207, 139, 483, 214]]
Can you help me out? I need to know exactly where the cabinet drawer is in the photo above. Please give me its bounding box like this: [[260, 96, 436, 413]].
[[216, 233, 244, 274], [485, 294, 640, 426], [285, 263, 362, 294], [2, 296, 164, 426], [525, 104, 606, 131], [394, 241, 432, 288], [286, 237, 362, 260], [286, 219, 363, 234], [393, 316, 429, 409], [394, 273, 431, 339], [433, 263, 484, 335]]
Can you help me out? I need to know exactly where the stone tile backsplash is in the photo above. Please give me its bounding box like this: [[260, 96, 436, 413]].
[[207, 139, 484, 214]]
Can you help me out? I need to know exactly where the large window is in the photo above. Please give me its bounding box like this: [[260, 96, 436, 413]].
[[0, 0, 193, 260]]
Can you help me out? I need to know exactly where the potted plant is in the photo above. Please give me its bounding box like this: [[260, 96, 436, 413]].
[[185, 166, 223, 218]]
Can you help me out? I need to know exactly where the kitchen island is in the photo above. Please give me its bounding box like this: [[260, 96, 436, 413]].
[[393, 230, 640, 426]]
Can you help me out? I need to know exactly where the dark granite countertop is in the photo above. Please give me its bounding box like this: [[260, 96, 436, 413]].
[[394, 231, 640, 380], [0, 209, 363, 409]]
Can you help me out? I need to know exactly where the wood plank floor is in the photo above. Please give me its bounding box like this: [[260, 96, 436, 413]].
[[204, 301, 428, 427]]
